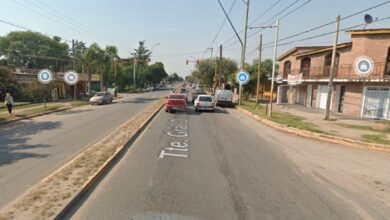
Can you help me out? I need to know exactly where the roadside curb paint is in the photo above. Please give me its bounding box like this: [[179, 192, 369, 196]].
[[236, 107, 390, 153]]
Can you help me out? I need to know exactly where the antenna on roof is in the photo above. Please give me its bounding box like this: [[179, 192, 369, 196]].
[[363, 14, 373, 29]]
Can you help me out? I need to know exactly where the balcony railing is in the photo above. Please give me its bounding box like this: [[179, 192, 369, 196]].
[[280, 63, 390, 80]]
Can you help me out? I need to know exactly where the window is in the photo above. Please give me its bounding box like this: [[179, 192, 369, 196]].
[[385, 47, 390, 76], [323, 53, 340, 77], [300, 57, 311, 77], [283, 61, 291, 78]]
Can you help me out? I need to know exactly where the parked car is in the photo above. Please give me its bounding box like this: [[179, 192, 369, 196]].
[[214, 89, 234, 107], [89, 91, 113, 105], [165, 93, 187, 113], [146, 86, 154, 91], [194, 95, 215, 112]]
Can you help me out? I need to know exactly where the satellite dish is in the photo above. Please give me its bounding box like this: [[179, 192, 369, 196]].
[[364, 14, 373, 24]]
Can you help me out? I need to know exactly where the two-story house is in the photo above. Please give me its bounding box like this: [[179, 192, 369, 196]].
[[276, 28, 390, 119]]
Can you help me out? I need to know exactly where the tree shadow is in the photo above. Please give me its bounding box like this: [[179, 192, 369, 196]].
[[120, 97, 160, 104], [55, 109, 92, 115], [0, 120, 62, 167]]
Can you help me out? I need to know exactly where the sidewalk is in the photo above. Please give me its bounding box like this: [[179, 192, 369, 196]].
[[243, 102, 390, 146], [0, 101, 87, 123]]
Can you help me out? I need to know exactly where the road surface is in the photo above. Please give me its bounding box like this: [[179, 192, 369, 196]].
[[0, 91, 168, 209], [69, 106, 390, 220]]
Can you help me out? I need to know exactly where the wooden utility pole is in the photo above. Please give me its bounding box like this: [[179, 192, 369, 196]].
[[324, 15, 340, 120], [219, 44, 223, 89], [256, 34, 263, 104]]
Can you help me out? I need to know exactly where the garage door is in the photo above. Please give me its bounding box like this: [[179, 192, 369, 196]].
[[362, 87, 390, 119]]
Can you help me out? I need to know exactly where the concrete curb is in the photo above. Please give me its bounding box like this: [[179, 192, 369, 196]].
[[236, 107, 390, 153], [53, 101, 164, 220]]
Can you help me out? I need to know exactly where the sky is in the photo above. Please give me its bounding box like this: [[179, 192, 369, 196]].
[[0, 0, 389, 77]]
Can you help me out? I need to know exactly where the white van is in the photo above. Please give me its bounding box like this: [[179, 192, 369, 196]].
[[214, 89, 234, 107]]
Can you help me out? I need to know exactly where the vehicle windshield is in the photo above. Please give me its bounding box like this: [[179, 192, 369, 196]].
[[1, 1, 389, 219], [199, 96, 212, 102], [169, 95, 185, 99]]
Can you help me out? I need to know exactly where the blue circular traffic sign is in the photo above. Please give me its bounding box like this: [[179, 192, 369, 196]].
[[236, 71, 250, 85], [37, 69, 53, 84]]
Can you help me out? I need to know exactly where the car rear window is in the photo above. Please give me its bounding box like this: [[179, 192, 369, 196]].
[[199, 96, 212, 102], [169, 95, 185, 99]]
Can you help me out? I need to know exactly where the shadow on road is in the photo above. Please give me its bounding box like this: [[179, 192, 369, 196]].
[[0, 120, 62, 167], [55, 109, 92, 115], [120, 97, 160, 104]]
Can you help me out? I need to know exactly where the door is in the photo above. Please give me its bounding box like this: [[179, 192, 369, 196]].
[[306, 85, 312, 107], [337, 86, 346, 113], [318, 85, 328, 109]]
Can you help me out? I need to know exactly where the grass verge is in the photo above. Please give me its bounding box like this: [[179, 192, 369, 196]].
[[240, 102, 327, 134], [361, 134, 390, 145]]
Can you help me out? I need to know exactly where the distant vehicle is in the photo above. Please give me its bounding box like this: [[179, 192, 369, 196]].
[[146, 86, 154, 91], [194, 95, 215, 112], [180, 88, 187, 93], [214, 89, 234, 107], [195, 85, 203, 92], [89, 91, 113, 105], [165, 93, 187, 113], [192, 91, 207, 103]]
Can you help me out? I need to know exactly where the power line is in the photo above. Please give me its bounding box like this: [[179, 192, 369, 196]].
[[0, 18, 72, 43], [227, 0, 390, 49], [32, 0, 115, 44], [221, 0, 284, 46], [245, 16, 390, 57], [209, 0, 237, 48], [224, 0, 305, 49], [10, 0, 99, 42]]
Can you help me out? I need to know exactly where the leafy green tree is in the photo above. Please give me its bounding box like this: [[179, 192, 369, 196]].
[[0, 66, 15, 88], [166, 73, 182, 83], [104, 45, 119, 87], [132, 41, 151, 68], [0, 31, 69, 71], [139, 62, 168, 86], [84, 43, 105, 92]]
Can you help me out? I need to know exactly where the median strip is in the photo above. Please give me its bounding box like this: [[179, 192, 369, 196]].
[[0, 98, 165, 220]]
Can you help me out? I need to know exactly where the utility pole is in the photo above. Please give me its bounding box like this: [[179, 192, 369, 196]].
[[325, 15, 340, 120], [219, 44, 223, 89], [133, 55, 136, 89], [268, 19, 280, 117], [72, 39, 76, 100], [256, 34, 263, 104], [239, 0, 250, 106]]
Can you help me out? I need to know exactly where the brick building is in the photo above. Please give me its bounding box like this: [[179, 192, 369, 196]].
[[276, 28, 390, 119]]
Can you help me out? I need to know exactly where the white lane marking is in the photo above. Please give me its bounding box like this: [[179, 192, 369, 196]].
[[159, 150, 188, 158], [164, 147, 188, 152]]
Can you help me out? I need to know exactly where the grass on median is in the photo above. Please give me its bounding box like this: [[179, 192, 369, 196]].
[[361, 134, 390, 145], [337, 123, 376, 131], [69, 100, 89, 107], [240, 102, 327, 134]]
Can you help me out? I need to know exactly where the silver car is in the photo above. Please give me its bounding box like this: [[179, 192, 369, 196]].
[[89, 92, 113, 105]]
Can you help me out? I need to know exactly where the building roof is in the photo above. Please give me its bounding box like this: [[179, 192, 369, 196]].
[[277, 46, 328, 61], [345, 28, 390, 35], [295, 42, 352, 58]]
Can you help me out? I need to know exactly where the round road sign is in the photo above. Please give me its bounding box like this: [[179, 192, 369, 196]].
[[236, 71, 250, 85], [354, 56, 374, 77], [64, 71, 79, 85], [37, 69, 53, 84]]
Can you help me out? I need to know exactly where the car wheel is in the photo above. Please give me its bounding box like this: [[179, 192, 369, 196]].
[[211, 109, 215, 112], [165, 109, 168, 112]]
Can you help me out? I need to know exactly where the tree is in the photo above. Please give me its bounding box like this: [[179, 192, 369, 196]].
[[166, 73, 181, 83], [132, 41, 151, 68], [0, 31, 69, 71], [84, 43, 105, 92], [0, 66, 14, 88], [104, 45, 119, 87], [139, 62, 168, 86]]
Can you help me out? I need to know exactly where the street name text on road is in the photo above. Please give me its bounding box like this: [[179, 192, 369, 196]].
[[160, 118, 189, 159]]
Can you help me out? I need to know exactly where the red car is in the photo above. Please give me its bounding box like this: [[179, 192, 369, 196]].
[[165, 93, 187, 113]]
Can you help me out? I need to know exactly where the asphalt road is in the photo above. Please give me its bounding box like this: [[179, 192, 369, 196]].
[[0, 90, 168, 209], [70, 106, 390, 220]]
